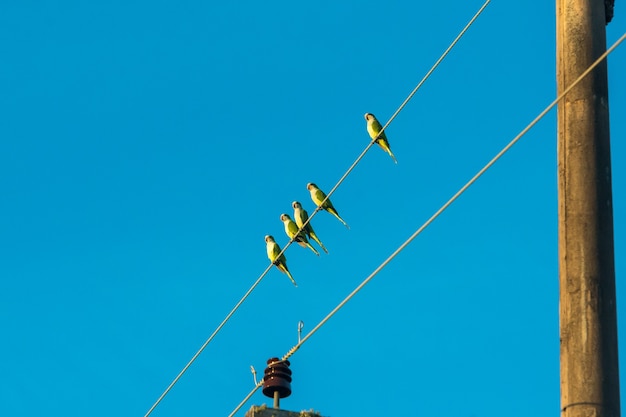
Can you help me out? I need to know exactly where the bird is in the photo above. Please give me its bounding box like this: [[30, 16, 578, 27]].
[[292, 201, 329, 254], [306, 183, 349, 229], [265, 235, 297, 286], [280, 213, 320, 256], [364, 112, 397, 163]]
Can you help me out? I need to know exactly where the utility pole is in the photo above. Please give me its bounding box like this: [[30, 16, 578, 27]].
[[557, 1, 619, 417]]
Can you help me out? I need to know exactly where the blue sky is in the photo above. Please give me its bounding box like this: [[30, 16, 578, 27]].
[[1, 1, 625, 416]]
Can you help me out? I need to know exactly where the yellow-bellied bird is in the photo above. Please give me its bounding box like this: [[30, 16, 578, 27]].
[[364, 112, 397, 164], [306, 183, 349, 229], [292, 201, 329, 254], [265, 235, 297, 286], [280, 213, 320, 256]]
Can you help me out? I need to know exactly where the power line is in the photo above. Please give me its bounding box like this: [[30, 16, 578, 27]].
[[301, 0, 491, 232], [143, 2, 490, 416], [227, 31, 626, 417]]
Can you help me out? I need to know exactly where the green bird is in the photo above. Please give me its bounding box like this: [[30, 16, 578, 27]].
[[280, 213, 319, 256], [292, 201, 329, 254], [265, 235, 297, 286], [306, 183, 349, 229], [364, 112, 397, 163]]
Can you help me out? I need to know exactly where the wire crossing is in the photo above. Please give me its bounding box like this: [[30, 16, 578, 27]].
[[143, 2, 490, 416], [227, 31, 626, 417]]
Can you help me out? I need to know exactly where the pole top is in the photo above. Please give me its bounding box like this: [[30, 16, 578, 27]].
[[605, 0, 614, 24]]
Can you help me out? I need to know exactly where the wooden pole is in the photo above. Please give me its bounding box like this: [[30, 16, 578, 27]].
[[557, 1, 620, 417]]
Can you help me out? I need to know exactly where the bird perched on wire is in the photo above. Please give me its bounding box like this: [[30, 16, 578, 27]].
[[280, 213, 320, 256], [364, 112, 397, 164], [306, 183, 349, 229], [264, 235, 297, 286], [292, 201, 329, 254]]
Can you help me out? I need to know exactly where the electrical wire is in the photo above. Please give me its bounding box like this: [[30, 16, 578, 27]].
[[143, 2, 490, 416], [299, 0, 491, 232], [227, 31, 626, 417]]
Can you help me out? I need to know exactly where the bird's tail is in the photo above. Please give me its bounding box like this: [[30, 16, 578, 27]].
[[329, 208, 349, 229], [279, 264, 297, 287], [377, 139, 398, 164], [309, 231, 329, 254], [388, 149, 398, 164], [306, 242, 320, 256], [294, 236, 308, 249]]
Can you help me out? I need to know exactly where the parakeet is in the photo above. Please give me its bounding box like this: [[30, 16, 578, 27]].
[[280, 213, 319, 256], [306, 183, 349, 229], [364, 112, 397, 164], [292, 201, 329, 254], [265, 235, 297, 286]]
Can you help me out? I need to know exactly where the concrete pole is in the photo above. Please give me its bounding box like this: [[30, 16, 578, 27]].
[[557, 1, 620, 417]]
